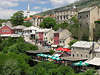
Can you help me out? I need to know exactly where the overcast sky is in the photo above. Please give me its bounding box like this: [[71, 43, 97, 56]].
[[0, 0, 77, 19]]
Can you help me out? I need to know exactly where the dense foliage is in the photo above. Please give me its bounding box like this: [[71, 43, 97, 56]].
[[26, 62, 96, 75], [10, 11, 32, 27], [10, 11, 24, 26], [40, 17, 56, 28], [0, 37, 38, 53], [24, 21, 32, 27], [0, 52, 32, 75], [67, 16, 80, 40], [0, 19, 9, 26], [53, 21, 68, 31], [0, 37, 38, 75]]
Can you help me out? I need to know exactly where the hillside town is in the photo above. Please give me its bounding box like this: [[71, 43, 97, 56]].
[[1, 0, 100, 75]]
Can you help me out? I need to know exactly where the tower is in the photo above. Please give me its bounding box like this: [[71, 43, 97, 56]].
[[27, 0, 30, 18]]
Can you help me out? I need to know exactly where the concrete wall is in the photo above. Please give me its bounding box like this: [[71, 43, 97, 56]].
[[78, 6, 100, 40]]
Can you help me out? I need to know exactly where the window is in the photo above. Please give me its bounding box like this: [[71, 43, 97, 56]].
[[86, 15, 88, 17], [77, 54, 79, 57], [72, 54, 74, 57], [79, 16, 81, 19], [30, 30, 32, 33], [60, 16, 62, 20], [2, 30, 10, 32], [64, 16, 66, 19], [81, 54, 82, 57]]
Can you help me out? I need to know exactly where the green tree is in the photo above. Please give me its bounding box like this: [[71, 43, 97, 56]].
[[0, 19, 9, 26], [24, 21, 32, 27], [10, 11, 24, 26], [1, 37, 38, 54], [60, 21, 69, 29], [68, 39, 77, 47], [0, 52, 31, 75], [32, 62, 76, 75], [40, 17, 56, 28], [53, 23, 60, 31], [53, 21, 68, 31], [67, 16, 80, 39]]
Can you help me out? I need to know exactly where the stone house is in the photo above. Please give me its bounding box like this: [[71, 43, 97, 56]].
[[71, 41, 99, 60], [78, 6, 100, 40], [53, 9, 77, 23]]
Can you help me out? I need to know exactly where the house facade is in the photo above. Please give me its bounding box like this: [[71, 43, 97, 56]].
[[0, 25, 14, 34]]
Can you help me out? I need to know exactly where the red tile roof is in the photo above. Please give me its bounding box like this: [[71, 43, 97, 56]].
[[24, 15, 55, 21], [24, 17, 32, 21], [33, 15, 43, 18]]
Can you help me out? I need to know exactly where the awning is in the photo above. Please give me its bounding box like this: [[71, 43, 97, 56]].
[[56, 47, 71, 52], [37, 54, 49, 58], [37, 54, 62, 61], [84, 57, 100, 66], [73, 61, 89, 66], [56, 47, 64, 51]]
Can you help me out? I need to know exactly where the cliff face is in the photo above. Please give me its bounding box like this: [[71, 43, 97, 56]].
[[37, 0, 100, 16]]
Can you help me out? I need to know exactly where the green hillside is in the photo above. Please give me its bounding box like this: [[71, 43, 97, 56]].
[[37, 0, 100, 16]]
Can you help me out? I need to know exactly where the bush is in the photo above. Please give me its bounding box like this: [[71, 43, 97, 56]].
[[49, 50, 55, 55]]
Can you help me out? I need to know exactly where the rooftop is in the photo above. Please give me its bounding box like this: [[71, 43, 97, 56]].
[[36, 28, 51, 33], [61, 57, 88, 61], [24, 26, 40, 31], [84, 57, 100, 66], [26, 50, 50, 54], [0, 34, 21, 37], [71, 41, 94, 49], [13, 25, 26, 29]]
